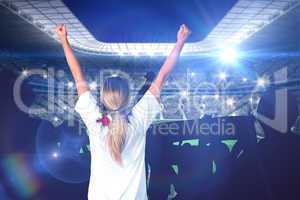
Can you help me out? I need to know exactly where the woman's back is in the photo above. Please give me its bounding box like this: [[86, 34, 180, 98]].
[[75, 90, 161, 200]]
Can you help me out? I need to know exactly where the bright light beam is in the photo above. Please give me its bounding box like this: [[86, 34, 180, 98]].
[[257, 77, 269, 87], [226, 98, 235, 107], [89, 81, 97, 91], [67, 81, 74, 88], [52, 152, 58, 158], [218, 72, 227, 81], [180, 90, 188, 97], [219, 48, 239, 64], [22, 69, 29, 76]]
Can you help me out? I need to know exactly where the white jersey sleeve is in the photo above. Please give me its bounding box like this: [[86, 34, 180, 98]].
[[75, 91, 101, 136], [131, 90, 162, 133]]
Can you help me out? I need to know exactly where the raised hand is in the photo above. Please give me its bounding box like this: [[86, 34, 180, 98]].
[[177, 24, 191, 43], [149, 24, 191, 98], [55, 24, 67, 42], [55, 24, 88, 95]]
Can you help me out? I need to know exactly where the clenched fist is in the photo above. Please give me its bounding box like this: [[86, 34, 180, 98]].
[[55, 24, 67, 42], [177, 24, 191, 43]]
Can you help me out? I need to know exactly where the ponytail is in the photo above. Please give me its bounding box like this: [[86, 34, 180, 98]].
[[107, 111, 127, 165], [101, 76, 130, 165]]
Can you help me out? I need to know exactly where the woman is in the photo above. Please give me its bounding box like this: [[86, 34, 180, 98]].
[[55, 24, 190, 200]]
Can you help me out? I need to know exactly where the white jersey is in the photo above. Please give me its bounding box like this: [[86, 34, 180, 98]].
[[75, 90, 161, 200]]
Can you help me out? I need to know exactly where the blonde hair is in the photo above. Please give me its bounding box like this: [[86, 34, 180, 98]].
[[101, 77, 130, 165]]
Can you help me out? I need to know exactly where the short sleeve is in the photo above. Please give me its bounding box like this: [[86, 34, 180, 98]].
[[75, 91, 101, 129], [131, 90, 162, 132]]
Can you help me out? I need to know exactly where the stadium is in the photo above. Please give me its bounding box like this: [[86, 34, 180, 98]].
[[0, 0, 300, 199]]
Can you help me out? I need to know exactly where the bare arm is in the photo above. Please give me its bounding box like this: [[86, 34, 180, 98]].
[[55, 24, 89, 96], [149, 24, 191, 98]]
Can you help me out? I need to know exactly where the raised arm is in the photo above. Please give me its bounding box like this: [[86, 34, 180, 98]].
[[55, 24, 89, 96], [149, 24, 191, 98]]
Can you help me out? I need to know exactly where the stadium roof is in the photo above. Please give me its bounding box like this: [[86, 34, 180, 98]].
[[1, 0, 300, 56]]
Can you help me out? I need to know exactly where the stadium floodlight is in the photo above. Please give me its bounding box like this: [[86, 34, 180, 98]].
[[53, 116, 59, 122], [67, 81, 74, 88], [89, 81, 97, 91], [52, 152, 58, 158], [226, 98, 235, 107], [22, 69, 29, 76], [43, 73, 48, 79], [218, 72, 227, 81], [214, 94, 220, 100], [219, 47, 239, 64], [249, 97, 253, 104], [257, 77, 269, 87], [180, 90, 188, 97]]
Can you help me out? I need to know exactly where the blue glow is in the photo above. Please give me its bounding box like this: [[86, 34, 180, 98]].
[[219, 47, 239, 64]]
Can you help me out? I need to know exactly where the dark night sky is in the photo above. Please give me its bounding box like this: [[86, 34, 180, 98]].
[[63, 0, 238, 43]]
